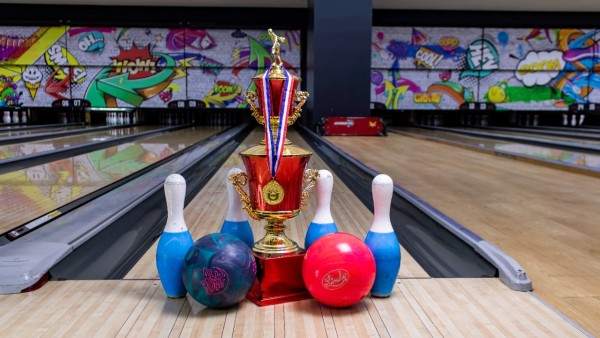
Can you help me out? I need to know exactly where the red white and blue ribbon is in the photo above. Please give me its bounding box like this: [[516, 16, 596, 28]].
[[259, 65, 294, 178]]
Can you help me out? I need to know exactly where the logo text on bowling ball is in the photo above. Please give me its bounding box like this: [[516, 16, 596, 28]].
[[322, 269, 350, 290], [201, 267, 230, 294]]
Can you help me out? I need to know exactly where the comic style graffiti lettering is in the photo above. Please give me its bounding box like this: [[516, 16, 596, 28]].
[[468, 41, 498, 70], [112, 59, 157, 76], [203, 80, 242, 108], [415, 47, 443, 69], [45, 44, 87, 83], [414, 92, 442, 103], [516, 51, 565, 87], [460, 39, 499, 79], [78, 31, 105, 54]]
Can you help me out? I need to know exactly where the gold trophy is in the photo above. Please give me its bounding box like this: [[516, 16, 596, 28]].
[[228, 29, 316, 306]]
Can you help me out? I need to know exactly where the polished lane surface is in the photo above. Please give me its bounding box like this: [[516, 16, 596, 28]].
[[327, 132, 600, 335], [0, 126, 225, 235], [393, 127, 600, 171], [0, 125, 86, 138], [0, 125, 163, 161], [455, 126, 600, 145]]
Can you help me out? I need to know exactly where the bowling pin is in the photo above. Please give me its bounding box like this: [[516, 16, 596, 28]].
[[12, 111, 19, 123], [156, 174, 194, 298], [3, 111, 10, 124], [571, 114, 577, 126], [221, 168, 254, 247], [20, 111, 27, 124], [364, 174, 401, 298], [562, 113, 568, 126], [579, 114, 585, 126], [304, 169, 338, 249]]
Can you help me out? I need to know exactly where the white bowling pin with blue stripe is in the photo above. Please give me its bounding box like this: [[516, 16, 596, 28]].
[[364, 174, 401, 297], [156, 174, 194, 298], [221, 168, 254, 247], [305, 169, 338, 249]]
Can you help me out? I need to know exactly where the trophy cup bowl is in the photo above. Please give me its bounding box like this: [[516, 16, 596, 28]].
[[230, 154, 317, 255]]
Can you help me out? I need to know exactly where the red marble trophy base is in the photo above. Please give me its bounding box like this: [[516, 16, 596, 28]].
[[246, 250, 312, 306]]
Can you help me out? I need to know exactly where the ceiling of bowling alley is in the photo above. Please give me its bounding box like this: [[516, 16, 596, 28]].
[[1, 0, 600, 11]]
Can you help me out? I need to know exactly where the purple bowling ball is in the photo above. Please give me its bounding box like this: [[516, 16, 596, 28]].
[[182, 233, 256, 308]]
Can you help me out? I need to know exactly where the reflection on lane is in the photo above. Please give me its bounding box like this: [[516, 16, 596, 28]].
[[0, 125, 86, 138], [0, 126, 225, 235], [395, 127, 600, 171], [0, 126, 162, 161], [460, 127, 600, 146], [493, 143, 600, 169]]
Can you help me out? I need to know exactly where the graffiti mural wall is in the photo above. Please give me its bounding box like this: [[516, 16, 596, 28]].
[[372, 26, 600, 111], [0, 26, 301, 108]]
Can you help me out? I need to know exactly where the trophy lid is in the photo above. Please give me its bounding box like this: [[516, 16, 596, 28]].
[[240, 143, 312, 157]]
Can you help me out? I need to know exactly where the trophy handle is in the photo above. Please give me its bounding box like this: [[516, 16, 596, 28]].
[[228, 171, 260, 220], [290, 91, 309, 125], [300, 169, 319, 208], [244, 90, 264, 125]]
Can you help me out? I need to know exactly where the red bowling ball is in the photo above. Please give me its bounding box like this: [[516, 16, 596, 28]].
[[302, 232, 376, 307]]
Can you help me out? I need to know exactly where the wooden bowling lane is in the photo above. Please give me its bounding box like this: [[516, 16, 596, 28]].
[[0, 130, 584, 337], [0, 126, 225, 236], [394, 127, 600, 175], [0, 278, 584, 337], [466, 127, 600, 145], [326, 132, 600, 336]]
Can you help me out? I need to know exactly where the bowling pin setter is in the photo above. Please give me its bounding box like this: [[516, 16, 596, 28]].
[[221, 168, 254, 247], [156, 174, 194, 298], [364, 174, 401, 298], [304, 169, 338, 249]]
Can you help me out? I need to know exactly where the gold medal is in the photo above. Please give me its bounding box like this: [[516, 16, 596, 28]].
[[263, 179, 285, 205]]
